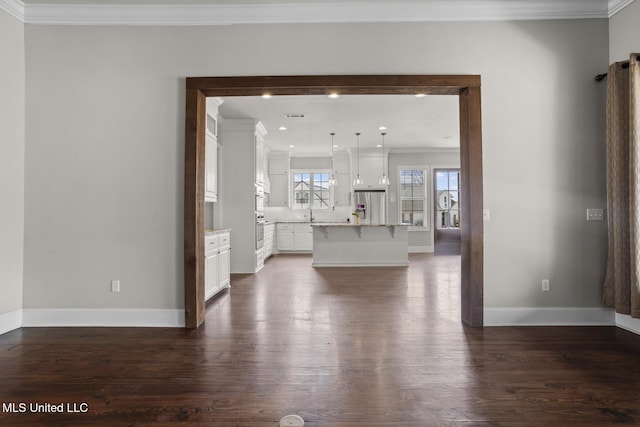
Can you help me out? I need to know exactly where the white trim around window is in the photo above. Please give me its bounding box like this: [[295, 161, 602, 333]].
[[397, 165, 430, 232], [290, 169, 333, 210]]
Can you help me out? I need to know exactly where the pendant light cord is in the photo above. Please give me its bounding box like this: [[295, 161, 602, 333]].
[[381, 132, 386, 177], [356, 132, 361, 179]]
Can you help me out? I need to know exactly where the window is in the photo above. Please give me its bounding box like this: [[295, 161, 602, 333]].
[[435, 169, 460, 229], [291, 171, 331, 209], [400, 168, 426, 228]]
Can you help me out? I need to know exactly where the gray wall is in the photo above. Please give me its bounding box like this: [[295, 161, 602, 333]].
[[22, 19, 609, 311], [0, 10, 25, 316], [610, 0, 640, 62]]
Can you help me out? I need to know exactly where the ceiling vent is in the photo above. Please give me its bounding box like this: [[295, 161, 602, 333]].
[[284, 114, 305, 119]]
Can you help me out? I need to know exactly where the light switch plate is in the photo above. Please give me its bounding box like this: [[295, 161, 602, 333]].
[[483, 209, 490, 221], [586, 209, 604, 221]]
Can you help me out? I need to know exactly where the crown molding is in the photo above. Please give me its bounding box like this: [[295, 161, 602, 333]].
[[0, 0, 24, 21], [0, 0, 635, 25], [609, 0, 636, 16]]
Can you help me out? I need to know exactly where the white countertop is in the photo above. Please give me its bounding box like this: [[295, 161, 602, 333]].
[[311, 223, 407, 227], [205, 228, 232, 235]]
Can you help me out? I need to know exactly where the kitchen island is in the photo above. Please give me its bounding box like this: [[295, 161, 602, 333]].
[[311, 224, 409, 267]]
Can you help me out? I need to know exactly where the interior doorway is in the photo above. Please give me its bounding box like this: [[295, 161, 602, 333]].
[[184, 75, 484, 328]]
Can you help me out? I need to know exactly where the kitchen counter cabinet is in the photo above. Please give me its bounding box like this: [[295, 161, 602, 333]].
[[311, 224, 408, 267], [276, 223, 312, 252], [264, 223, 275, 259], [205, 230, 231, 300]]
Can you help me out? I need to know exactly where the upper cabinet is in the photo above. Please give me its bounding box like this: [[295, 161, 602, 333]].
[[205, 97, 223, 202], [255, 122, 267, 188], [268, 153, 291, 207], [351, 149, 388, 188], [332, 152, 351, 206], [205, 131, 218, 202]]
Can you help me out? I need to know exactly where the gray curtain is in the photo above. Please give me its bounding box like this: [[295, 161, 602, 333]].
[[603, 53, 640, 317]]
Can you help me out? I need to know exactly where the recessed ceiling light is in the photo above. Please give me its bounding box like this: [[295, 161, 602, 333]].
[[328, 93, 340, 99], [415, 93, 426, 98], [379, 126, 387, 130], [289, 145, 295, 148], [333, 144, 338, 148], [376, 144, 382, 148], [279, 126, 287, 131], [262, 93, 272, 99]]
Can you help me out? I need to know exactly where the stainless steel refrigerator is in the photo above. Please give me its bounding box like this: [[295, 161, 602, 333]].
[[354, 189, 387, 225]]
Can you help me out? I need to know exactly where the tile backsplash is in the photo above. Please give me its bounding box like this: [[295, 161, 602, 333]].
[[264, 206, 353, 223]]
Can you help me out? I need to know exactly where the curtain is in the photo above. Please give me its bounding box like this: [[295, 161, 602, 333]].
[[603, 53, 640, 317]]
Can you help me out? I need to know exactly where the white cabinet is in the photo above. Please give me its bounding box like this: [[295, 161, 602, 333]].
[[256, 246, 265, 271], [204, 231, 231, 301], [276, 224, 295, 250], [262, 151, 271, 194], [205, 131, 218, 202], [268, 175, 289, 207], [276, 223, 313, 252], [268, 154, 290, 207], [270, 155, 290, 175], [204, 234, 220, 300], [264, 223, 275, 259], [255, 123, 267, 186], [219, 118, 266, 273], [332, 152, 351, 207], [205, 98, 222, 203], [218, 232, 231, 289], [352, 150, 388, 188], [294, 223, 313, 250]]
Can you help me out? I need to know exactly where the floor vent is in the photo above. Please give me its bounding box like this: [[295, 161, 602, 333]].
[[279, 414, 304, 427]]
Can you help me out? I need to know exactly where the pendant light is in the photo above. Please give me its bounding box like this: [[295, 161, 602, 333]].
[[329, 132, 338, 187], [353, 132, 363, 186], [379, 132, 390, 186]]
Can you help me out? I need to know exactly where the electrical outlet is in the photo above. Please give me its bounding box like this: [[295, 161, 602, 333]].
[[111, 280, 120, 293], [586, 209, 604, 221], [541, 279, 550, 292]]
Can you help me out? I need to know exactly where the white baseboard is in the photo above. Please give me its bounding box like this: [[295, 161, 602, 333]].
[[21, 308, 185, 328], [485, 307, 616, 326], [0, 309, 23, 335], [614, 313, 640, 335], [409, 245, 433, 253]]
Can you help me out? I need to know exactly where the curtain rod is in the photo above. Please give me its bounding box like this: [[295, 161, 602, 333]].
[[595, 55, 640, 82]]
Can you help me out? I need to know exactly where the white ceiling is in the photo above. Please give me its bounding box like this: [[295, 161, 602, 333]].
[[2, 0, 635, 24], [217, 94, 460, 155]]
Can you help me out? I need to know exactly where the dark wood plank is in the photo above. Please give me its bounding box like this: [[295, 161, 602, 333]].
[[2, 254, 640, 426], [459, 85, 484, 327], [183, 86, 206, 328]]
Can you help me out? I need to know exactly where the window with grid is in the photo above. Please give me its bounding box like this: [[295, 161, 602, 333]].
[[291, 171, 331, 209], [400, 169, 426, 228], [435, 169, 460, 229]]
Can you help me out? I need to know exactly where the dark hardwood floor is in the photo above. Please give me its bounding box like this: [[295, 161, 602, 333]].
[[2, 253, 640, 426]]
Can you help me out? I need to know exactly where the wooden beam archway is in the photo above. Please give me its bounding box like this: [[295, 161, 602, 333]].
[[184, 75, 483, 328]]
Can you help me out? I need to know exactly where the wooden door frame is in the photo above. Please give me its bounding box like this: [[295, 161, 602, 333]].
[[184, 75, 483, 328]]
